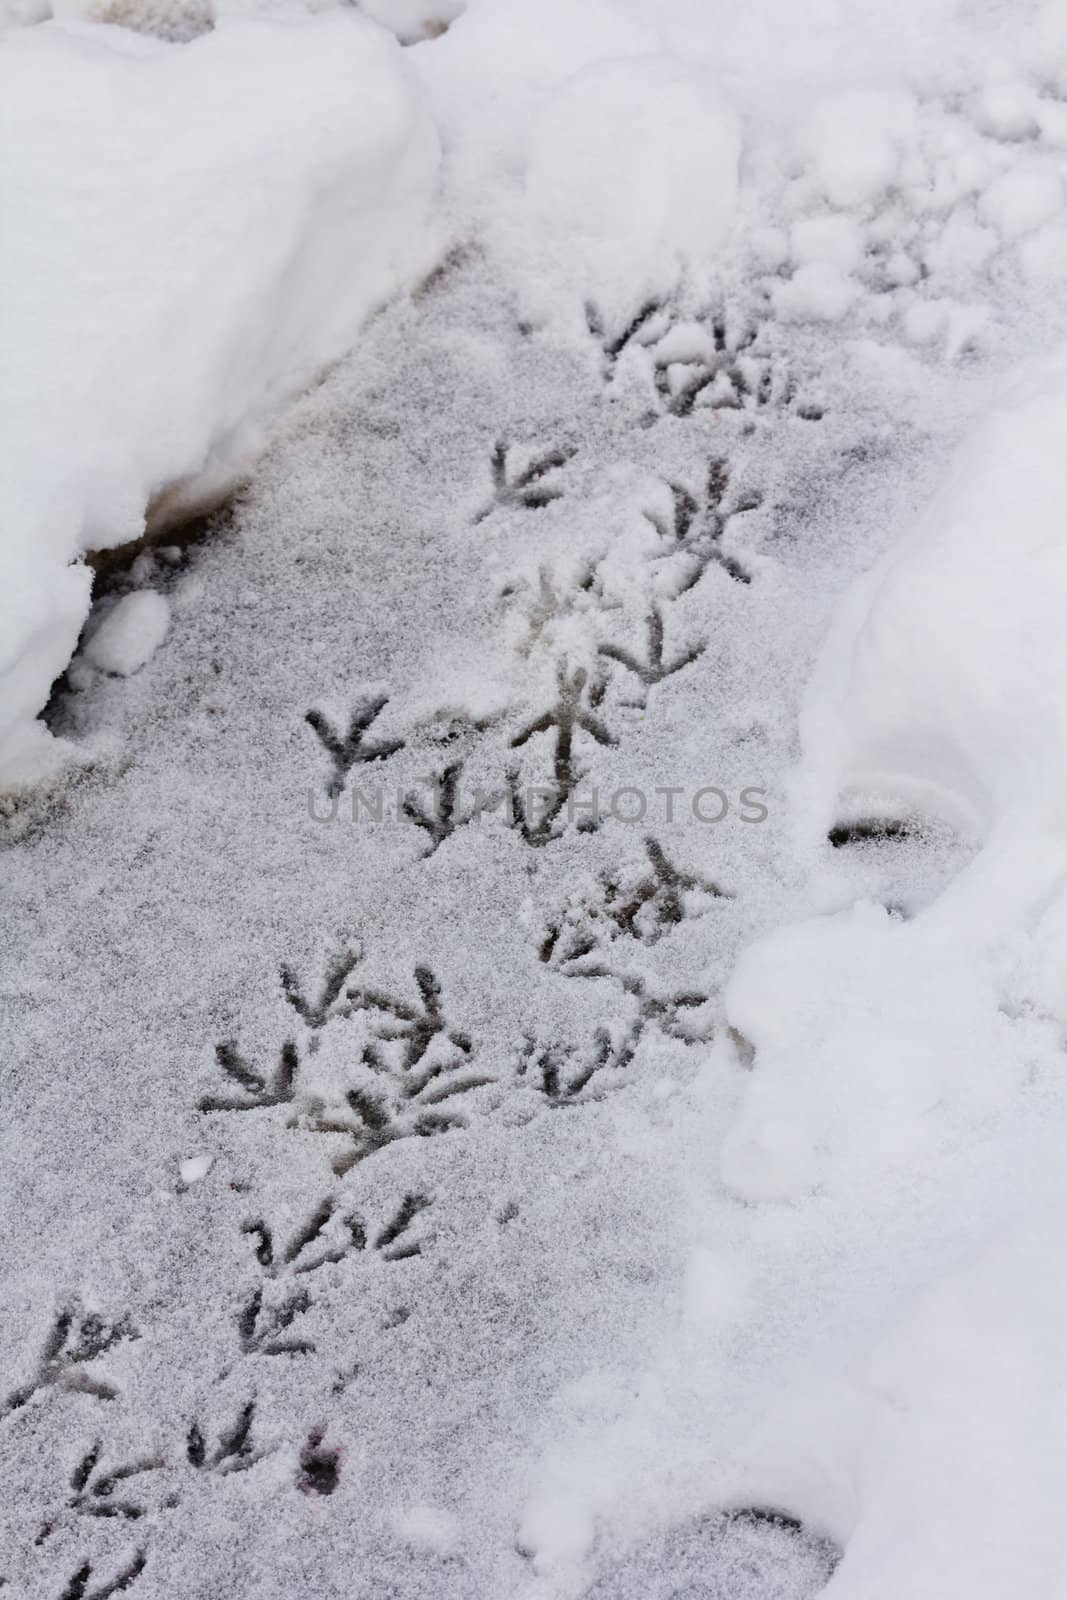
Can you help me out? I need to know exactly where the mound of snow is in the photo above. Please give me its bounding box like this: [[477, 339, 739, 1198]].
[[0, 12, 439, 786], [511, 54, 740, 330], [752, 1217, 1067, 1599], [798, 349, 1067, 840], [84, 590, 171, 676]]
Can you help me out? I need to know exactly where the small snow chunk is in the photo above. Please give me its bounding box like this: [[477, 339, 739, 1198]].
[[977, 169, 1063, 240], [1036, 99, 1067, 148], [922, 210, 998, 280], [651, 321, 716, 367], [902, 299, 948, 347], [885, 251, 920, 287], [801, 89, 917, 208], [943, 302, 987, 361], [1018, 223, 1067, 283], [774, 263, 857, 324], [750, 224, 790, 271], [974, 81, 1041, 142], [84, 591, 170, 677], [790, 214, 864, 273], [180, 1153, 213, 1184]]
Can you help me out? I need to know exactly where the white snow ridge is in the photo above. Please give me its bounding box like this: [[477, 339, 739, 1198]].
[[4, 2, 1067, 1599], [0, 10, 439, 785]]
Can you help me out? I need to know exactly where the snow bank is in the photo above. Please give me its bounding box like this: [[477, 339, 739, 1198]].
[[721, 350, 1067, 1203], [798, 350, 1067, 840], [716, 353, 1067, 1585], [0, 12, 439, 786], [750, 1217, 1067, 1599]]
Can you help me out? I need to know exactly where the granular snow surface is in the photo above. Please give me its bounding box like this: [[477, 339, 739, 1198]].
[[5, 3, 1067, 1598]]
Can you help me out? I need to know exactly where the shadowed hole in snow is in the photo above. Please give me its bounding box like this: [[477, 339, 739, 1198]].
[[583, 1507, 839, 1600], [297, 1428, 341, 1496]]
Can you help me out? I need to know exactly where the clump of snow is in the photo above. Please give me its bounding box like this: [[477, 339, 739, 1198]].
[[510, 54, 740, 330], [179, 1152, 213, 1183], [800, 89, 919, 210], [359, 0, 464, 43], [977, 167, 1063, 240], [0, 11, 439, 786], [51, 0, 212, 41], [84, 591, 171, 677], [774, 263, 858, 325]]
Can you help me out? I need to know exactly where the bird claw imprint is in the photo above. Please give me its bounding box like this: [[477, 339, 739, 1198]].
[[198, 1039, 299, 1114], [523, 946, 715, 1105], [506, 660, 617, 847], [280, 946, 362, 1032], [35, 1446, 164, 1546], [540, 836, 732, 965], [305, 693, 404, 800], [515, 1028, 618, 1105], [473, 439, 577, 524], [402, 761, 478, 857], [565, 968, 714, 1071], [242, 1188, 437, 1277], [598, 601, 704, 704], [2, 1304, 140, 1419], [234, 1283, 316, 1362], [586, 297, 819, 418], [58, 1551, 146, 1600], [294, 967, 492, 1175], [644, 459, 762, 594], [241, 1194, 367, 1281], [236, 1188, 434, 1360], [585, 299, 672, 378], [197, 958, 490, 1173], [516, 964, 712, 1102], [35, 1402, 330, 1596], [499, 559, 621, 660], [186, 1398, 268, 1477]]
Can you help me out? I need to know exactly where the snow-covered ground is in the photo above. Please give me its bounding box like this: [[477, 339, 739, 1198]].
[[4, 1, 1067, 1596]]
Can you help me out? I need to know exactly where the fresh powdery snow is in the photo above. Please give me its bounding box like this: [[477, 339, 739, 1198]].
[[4, 1, 1067, 1598]]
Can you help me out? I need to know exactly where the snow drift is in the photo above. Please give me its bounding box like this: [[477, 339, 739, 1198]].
[[0, 12, 439, 785], [798, 349, 1067, 841]]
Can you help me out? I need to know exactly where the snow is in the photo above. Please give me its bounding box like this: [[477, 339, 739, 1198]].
[[0, 10, 439, 786], [389, 1501, 463, 1555], [799, 349, 1067, 839], [511, 54, 740, 330], [179, 1153, 213, 1183], [5, 0, 1067, 1597], [83, 592, 171, 677], [774, 263, 859, 325], [799, 89, 919, 210]]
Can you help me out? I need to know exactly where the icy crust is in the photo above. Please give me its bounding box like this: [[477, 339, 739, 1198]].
[[0, 11, 439, 786]]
